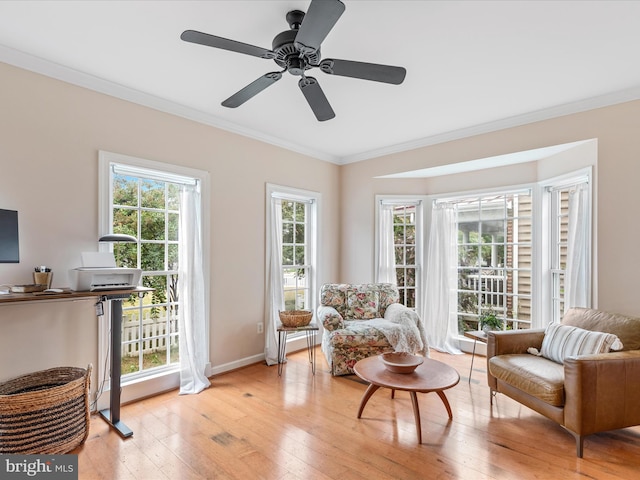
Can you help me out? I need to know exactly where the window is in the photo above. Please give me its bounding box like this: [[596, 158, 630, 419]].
[[99, 151, 209, 403], [545, 174, 591, 323], [281, 199, 313, 311], [111, 169, 181, 377], [444, 190, 533, 333], [550, 187, 569, 323], [376, 197, 424, 310]]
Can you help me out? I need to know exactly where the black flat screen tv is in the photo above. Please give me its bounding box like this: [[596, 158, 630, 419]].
[[0, 209, 19, 263]]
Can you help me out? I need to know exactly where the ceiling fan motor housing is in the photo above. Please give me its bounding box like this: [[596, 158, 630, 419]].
[[272, 11, 320, 75]]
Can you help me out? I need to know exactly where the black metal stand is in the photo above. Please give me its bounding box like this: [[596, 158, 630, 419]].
[[276, 322, 318, 376], [98, 293, 135, 438]]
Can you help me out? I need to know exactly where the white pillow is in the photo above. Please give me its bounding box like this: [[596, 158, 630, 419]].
[[540, 323, 623, 364]]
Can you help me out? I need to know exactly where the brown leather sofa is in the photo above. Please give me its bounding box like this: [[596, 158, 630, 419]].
[[486, 307, 640, 457]]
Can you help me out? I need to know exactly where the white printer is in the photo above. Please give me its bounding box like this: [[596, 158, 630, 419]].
[[69, 252, 142, 291]]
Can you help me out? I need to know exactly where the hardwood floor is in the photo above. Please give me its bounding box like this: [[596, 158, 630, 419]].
[[72, 349, 640, 479]]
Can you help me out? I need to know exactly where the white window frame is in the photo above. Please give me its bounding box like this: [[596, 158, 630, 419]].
[[98, 151, 210, 408], [266, 183, 319, 345], [375, 195, 426, 312], [539, 167, 592, 326]]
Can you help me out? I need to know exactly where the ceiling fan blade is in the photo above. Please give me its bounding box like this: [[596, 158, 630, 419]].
[[222, 72, 283, 108], [298, 77, 335, 121], [319, 59, 407, 85], [181, 30, 274, 59], [294, 0, 345, 55]]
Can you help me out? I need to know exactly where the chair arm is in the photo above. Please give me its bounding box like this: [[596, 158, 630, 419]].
[[317, 306, 344, 331], [564, 350, 640, 435], [487, 329, 546, 358]]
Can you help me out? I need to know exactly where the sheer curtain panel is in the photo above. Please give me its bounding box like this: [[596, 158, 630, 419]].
[[377, 203, 397, 284], [265, 197, 284, 365], [565, 182, 591, 312], [422, 203, 462, 354], [178, 183, 211, 394]]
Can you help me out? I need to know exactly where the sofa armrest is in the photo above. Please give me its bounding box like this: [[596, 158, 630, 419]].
[[564, 350, 640, 435], [317, 305, 344, 331], [487, 329, 546, 357]]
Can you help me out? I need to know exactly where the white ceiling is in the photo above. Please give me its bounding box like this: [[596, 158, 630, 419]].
[[1, 1, 640, 165]]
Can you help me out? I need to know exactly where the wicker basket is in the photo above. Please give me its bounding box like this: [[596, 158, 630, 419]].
[[279, 310, 313, 327], [0, 365, 92, 454]]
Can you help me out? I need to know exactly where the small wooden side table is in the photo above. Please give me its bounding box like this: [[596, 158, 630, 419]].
[[277, 322, 319, 376], [463, 330, 487, 383]]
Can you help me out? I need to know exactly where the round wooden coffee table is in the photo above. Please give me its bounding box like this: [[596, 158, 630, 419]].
[[353, 355, 460, 443]]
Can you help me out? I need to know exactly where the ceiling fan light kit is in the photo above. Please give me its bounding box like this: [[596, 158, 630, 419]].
[[181, 0, 406, 121]]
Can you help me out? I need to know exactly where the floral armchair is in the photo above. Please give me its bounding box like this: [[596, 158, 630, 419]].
[[317, 283, 428, 376]]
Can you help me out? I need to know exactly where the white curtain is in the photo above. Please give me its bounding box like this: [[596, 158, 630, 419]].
[[178, 183, 211, 395], [422, 203, 462, 354], [377, 203, 397, 284], [265, 197, 284, 366], [565, 182, 590, 312]]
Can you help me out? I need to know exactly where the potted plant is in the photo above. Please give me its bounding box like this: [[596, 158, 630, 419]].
[[480, 309, 504, 332]]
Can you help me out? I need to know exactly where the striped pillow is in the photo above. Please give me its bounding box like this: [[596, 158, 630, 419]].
[[540, 323, 623, 364]]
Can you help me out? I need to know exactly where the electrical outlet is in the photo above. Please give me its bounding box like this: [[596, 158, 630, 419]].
[[257, 322, 264, 334]]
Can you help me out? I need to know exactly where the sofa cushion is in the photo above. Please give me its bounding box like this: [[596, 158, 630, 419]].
[[541, 323, 623, 364], [489, 354, 565, 406], [562, 307, 640, 351], [346, 289, 379, 319], [328, 321, 389, 347]]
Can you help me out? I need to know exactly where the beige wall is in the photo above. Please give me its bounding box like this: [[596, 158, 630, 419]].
[[0, 62, 340, 383], [340, 101, 640, 317]]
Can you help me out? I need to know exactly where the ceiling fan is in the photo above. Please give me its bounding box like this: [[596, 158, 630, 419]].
[[181, 0, 406, 121]]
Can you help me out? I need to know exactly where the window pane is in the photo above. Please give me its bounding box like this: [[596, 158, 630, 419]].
[[167, 184, 180, 210], [295, 203, 305, 222], [282, 223, 293, 243], [168, 213, 179, 241], [406, 289, 415, 308], [282, 245, 293, 265], [141, 243, 165, 271], [395, 246, 404, 265], [406, 246, 416, 265], [114, 242, 137, 268], [282, 201, 294, 221], [113, 175, 138, 206], [168, 244, 179, 271], [113, 208, 138, 238], [295, 223, 305, 244], [295, 246, 305, 265], [141, 211, 165, 240], [141, 179, 165, 209], [405, 224, 415, 244], [406, 267, 416, 287]]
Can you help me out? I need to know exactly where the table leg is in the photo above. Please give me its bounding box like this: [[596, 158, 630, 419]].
[[98, 297, 133, 438], [410, 391, 422, 444], [277, 330, 287, 376], [306, 329, 316, 375], [357, 384, 380, 418], [437, 390, 454, 419], [468, 339, 478, 383]]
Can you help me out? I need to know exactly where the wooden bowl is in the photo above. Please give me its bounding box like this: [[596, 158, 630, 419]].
[[381, 352, 424, 374]]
